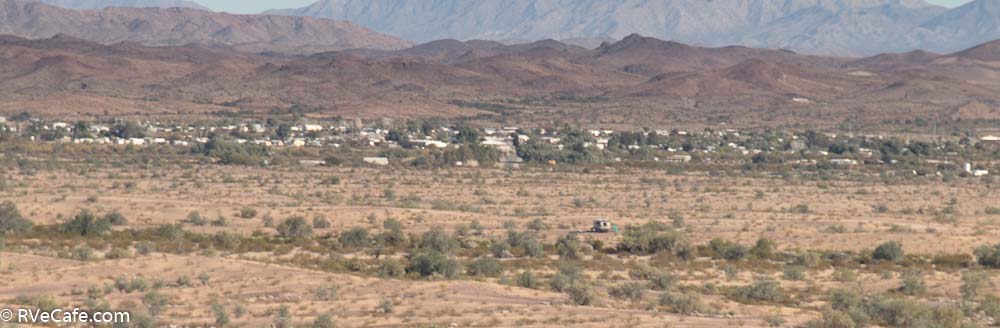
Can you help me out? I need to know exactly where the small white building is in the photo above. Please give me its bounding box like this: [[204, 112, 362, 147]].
[[664, 155, 692, 163], [410, 139, 449, 148], [363, 157, 389, 166], [965, 163, 990, 177], [830, 159, 858, 166], [299, 160, 326, 166], [303, 124, 324, 132]]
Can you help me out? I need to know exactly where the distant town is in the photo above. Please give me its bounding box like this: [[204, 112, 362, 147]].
[[0, 114, 997, 177]]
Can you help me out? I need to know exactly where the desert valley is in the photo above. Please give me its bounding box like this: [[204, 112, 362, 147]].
[[2, 0, 1000, 327]]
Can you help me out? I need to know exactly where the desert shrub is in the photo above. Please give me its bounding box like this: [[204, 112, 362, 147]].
[[466, 257, 503, 277], [783, 266, 806, 281], [555, 233, 584, 260], [566, 282, 597, 306], [114, 275, 150, 293], [829, 289, 863, 311], [313, 285, 339, 301], [861, 294, 962, 327], [195, 135, 270, 165], [135, 242, 155, 255], [406, 250, 461, 279], [276, 216, 313, 239], [617, 222, 686, 255], [730, 278, 785, 304], [185, 211, 208, 226], [15, 294, 59, 312], [312, 216, 331, 229], [176, 275, 193, 287], [322, 176, 341, 185], [239, 207, 258, 219], [608, 282, 645, 301], [516, 271, 538, 289], [659, 292, 705, 314], [339, 227, 369, 248], [707, 238, 748, 261], [832, 268, 857, 282], [722, 264, 740, 280], [212, 303, 229, 327], [377, 298, 394, 314], [521, 238, 545, 258], [490, 240, 512, 258], [312, 315, 335, 328], [550, 262, 583, 292], [750, 238, 776, 259], [526, 218, 550, 231], [982, 295, 1000, 322], [819, 310, 857, 328], [872, 241, 904, 262], [142, 290, 169, 316], [103, 211, 128, 226], [210, 216, 228, 227], [506, 230, 542, 255], [931, 254, 973, 269], [61, 210, 111, 236], [764, 315, 786, 327], [649, 271, 678, 291], [974, 243, 1000, 268], [416, 228, 458, 254], [105, 247, 132, 260], [377, 258, 405, 278], [381, 218, 407, 246], [960, 271, 991, 301], [212, 232, 241, 251], [155, 224, 185, 243], [198, 273, 211, 285], [899, 269, 926, 296], [274, 305, 293, 328], [71, 245, 95, 260]]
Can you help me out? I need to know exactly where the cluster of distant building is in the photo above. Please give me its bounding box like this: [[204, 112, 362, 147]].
[[0, 114, 997, 175]]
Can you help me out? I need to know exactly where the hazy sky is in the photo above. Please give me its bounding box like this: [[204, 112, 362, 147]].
[[198, 0, 976, 14], [926, 0, 973, 6]]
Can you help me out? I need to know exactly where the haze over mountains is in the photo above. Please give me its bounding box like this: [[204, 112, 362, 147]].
[[270, 0, 1000, 56], [37, 0, 208, 10], [0, 0, 411, 53]]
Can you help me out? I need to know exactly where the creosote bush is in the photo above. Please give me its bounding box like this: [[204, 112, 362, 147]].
[[406, 250, 461, 279], [0, 201, 32, 234], [61, 210, 112, 236], [730, 278, 785, 304], [276, 216, 313, 239], [872, 241, 904, 262], [659, 292, 705, 315]]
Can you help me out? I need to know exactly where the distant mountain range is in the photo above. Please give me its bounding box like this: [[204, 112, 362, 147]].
[[0, 0, 412, 53], [269, 0, 1000, 56], [37, 0, 209, 11], [1, 30, 998, 126]]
